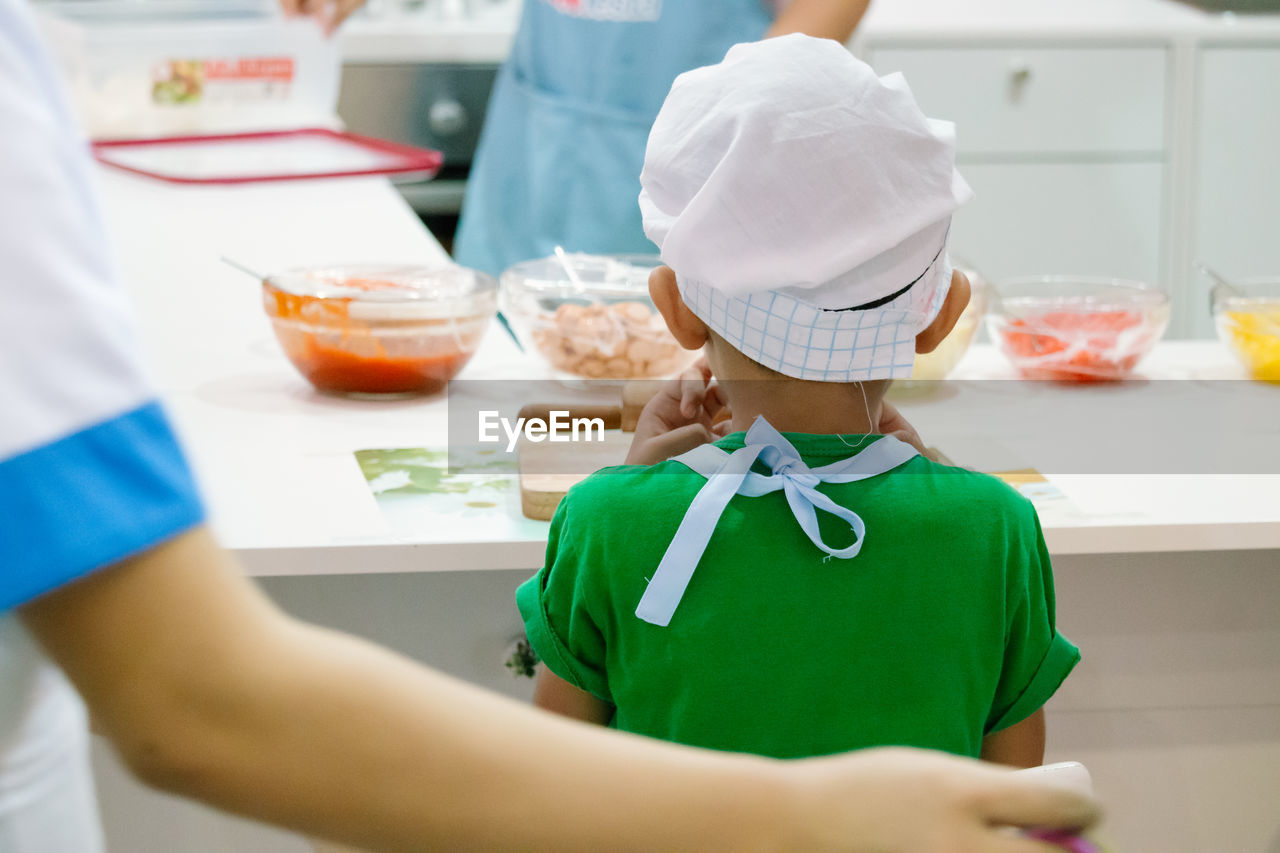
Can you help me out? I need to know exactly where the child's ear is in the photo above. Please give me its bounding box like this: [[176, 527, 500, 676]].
[[649, 265, 710, 351], [916, 269, 971, 354]]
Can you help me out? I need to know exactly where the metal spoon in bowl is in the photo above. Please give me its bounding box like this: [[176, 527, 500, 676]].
[[554, 244, 626, 357], [220, 255, 266, 282], [1199, 263, 1280, 337]]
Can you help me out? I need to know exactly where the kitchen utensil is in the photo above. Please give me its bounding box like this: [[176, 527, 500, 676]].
[[220, 255, 266, 281]]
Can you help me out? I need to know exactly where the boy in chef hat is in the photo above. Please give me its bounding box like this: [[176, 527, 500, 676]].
[[517, 35, 1078, 768]]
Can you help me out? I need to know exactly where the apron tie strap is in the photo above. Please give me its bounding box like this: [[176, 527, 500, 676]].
[[635, 416, 919, 627]]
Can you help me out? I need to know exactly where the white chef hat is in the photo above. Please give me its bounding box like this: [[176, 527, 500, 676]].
[[639, 34, 973, 381]]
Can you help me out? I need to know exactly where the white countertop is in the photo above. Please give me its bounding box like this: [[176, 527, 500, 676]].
[[338, 0, 1280, 65], [340, 2, 518, 64], [854, 0, 1280, 41], [97, 167, 1280, 577]]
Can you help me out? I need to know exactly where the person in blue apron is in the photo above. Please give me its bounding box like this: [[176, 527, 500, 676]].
[[519, 35, 1083, 787], [452, 0, 872, 274]]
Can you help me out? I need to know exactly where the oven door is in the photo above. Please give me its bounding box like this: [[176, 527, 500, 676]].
[[337, 62, 500, 222]]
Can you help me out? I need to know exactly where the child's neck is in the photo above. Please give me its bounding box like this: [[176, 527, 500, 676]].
[[721, 380, 887, 436]]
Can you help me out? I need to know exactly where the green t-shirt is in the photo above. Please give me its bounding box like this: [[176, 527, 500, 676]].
[[516, 432, 1079, 759]]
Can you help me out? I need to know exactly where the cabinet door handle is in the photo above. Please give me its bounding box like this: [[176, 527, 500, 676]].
[[1008, 60, 1033, 100]]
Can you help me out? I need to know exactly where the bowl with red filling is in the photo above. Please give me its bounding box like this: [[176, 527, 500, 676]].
[[986, 276, 1169, 381], [262, 264, 496, 398]]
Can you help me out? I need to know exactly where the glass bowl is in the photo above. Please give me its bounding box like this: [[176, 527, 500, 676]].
[[986, 276, 1170, 381], [910, 262, 989, 380], [262, 263, 496, 397], [499, 253, 699, 380], [1211, 277, 1280, 382]]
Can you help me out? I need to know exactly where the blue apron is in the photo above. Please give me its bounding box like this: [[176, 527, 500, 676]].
[[453, 0, 773, 276]]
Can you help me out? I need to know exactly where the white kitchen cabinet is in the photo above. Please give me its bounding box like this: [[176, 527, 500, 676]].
[[949, 161, 1164, 283], [1191, 46, 1280, 338], [864, 44, 1171, 322], [868, 47, 1166, 156]]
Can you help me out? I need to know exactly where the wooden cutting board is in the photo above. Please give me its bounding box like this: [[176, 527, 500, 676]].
[[518, 403, 632, 521]]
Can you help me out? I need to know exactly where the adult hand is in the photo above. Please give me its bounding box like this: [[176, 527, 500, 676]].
[[625, 358, 731, 465], [280, 0, 367, 35], [783, 747, 1101, 852]]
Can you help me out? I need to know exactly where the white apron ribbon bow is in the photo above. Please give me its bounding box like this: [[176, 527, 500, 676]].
[[635, 416, 920, 627]]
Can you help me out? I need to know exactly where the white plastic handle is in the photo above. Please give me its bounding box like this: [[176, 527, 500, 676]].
[[1014, 761, 1093, 795]]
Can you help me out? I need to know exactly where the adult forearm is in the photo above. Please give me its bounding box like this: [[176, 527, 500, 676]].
[[767, 0, 871, 42], [23, 529, 1098, 851], [22, 529, 789, 852], [176, 620, 791, 851]]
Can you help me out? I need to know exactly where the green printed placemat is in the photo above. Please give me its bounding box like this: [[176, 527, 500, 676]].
[[354, 446, 548, 541]]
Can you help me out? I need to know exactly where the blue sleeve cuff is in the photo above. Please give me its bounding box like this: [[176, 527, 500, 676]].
[[0, 401, 205, 612]]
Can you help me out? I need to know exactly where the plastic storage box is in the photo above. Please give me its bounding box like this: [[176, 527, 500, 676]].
[[36, 1, 341, 139]]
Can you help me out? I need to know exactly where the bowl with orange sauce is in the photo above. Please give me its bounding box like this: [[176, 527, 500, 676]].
[[262, 264, 496, 398]]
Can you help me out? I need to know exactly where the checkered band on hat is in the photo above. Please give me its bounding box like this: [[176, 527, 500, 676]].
[[680, 251, 952, 382]]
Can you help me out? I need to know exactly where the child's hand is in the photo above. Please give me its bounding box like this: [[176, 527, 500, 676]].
[[625, 359, 731, 466], [877, 400, 935, 461]]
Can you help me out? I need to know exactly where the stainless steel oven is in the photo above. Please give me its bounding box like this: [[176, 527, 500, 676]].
[[337, 62, 501, 245]]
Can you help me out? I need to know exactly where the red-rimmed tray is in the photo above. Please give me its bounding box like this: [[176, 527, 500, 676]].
[[92, 128, 444, 185]]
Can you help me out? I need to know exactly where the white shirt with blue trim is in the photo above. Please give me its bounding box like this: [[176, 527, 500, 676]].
[[0, 2, 204, 849]]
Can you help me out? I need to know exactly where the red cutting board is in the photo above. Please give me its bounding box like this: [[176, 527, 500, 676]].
[[92, 128, 443, 185]]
